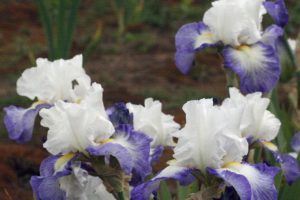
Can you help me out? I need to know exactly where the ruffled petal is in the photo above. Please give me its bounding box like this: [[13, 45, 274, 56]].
[[209, 163, 279, 200], [263, 0, 289, 27], [131, 165, 195, 200], [175, 22, 215, 74], [87, 125, 152, 181], [223, 42, 280, 93], [3, 104, 50, 143], [17, 54, 90, 103], [106, 102, 133, 128], [291, 132, 300, 153]]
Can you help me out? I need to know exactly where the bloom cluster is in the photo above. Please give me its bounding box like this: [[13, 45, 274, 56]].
[[3, 0, 300, 200], [4, 55, 180, 199], [132, 88, 300, 200]]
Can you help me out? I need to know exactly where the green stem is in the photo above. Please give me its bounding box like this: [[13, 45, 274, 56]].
[[117, 192, 125, 200], [225, 68, 238, 90], [63, 0, 81, 58], [35, 0, 55, 60], [57, 0, 66, 58]]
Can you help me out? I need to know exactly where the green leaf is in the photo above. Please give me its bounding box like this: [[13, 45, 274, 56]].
[[279, 178, 300, 200], [159, 181, 172, 200]]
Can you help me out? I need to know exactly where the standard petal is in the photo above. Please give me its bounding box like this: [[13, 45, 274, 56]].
[[106, 102, 133, 128], [41, 100, 114, 155], [3, 104, 50, 143], [223, 42, 280, 93], [291, 132, 300, 153], [17, 54, 90, 103], [263, 0, 289, 27], [209, 163, 279, 200], [131, 165, 195, 200]]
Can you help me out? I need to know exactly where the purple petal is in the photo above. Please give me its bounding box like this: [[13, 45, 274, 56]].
[[223, 42, 280, 93], [30, 154, 76, 200], [150, 145, 164, 164], [175, 51, 196, 74], [87, 143, 133, 174], [3, 104, 51, 143], [106, 102, 133, 128], [261, 25, 284, 48], [131, 165, 195, 200], [175, 22, 213, 52], [291, 132, 300, 153], [274, 152, 300, 185], [209, 163, 279, 200], [87, 124, 152, 183], [30, 176, 66, 200], [263, 0, 289, 28], [175, 22, 215, 74]]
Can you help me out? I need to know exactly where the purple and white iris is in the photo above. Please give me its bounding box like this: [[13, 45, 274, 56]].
[[175, 0, 288, 93], [132, 95, 280, 200], [3, 55, 91, 143], [30, 154, 116, 200]]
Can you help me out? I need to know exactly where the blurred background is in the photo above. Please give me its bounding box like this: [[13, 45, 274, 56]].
[[0, 0, 299, 199]]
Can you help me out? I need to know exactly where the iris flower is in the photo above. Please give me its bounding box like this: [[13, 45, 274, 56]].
[[132, 98, 279, 200], [126, 98, 180, 163], [175, 0, 288, 93], [30, 154, 116, 200], [224, 88, 300, 184], [3, 55, 91, 142]]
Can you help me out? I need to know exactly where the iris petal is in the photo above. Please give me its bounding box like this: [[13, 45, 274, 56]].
[[131, 165, 195, 200], [87, 125, 152, 183], [263, 0, 289, 27], [291, 132, 300, 153], [209, 163, 279, 200], [223, 42, 280, 93], [3, 104, 50, 143], [175, 22, 215, 74]]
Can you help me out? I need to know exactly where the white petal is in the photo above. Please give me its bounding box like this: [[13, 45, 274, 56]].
[[173, 99, 248, 172], [17, 54, 90, 103], [224, 87, 280, 141], [40, 85, 115, 154], [59, 164, 115, 200], [126, 98, 180, 148], [203, 0, 264, 46]]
